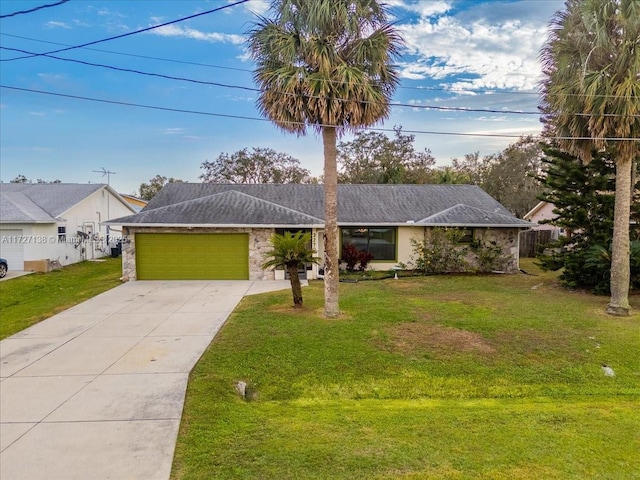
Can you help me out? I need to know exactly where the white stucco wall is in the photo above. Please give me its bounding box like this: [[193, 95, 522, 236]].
[[526, 202, 563, 234], [0, 187, 135, 270]]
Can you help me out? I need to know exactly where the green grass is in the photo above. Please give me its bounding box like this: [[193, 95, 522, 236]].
[[0, 258, 122, 339], [171, 260, 640, 479]]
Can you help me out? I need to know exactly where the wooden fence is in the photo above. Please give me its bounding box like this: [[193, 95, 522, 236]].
[[519, 230, 554, 258]]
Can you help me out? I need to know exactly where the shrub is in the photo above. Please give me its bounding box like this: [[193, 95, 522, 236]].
[[469, 239, 509, 273], [341, 243, 374, 272], [410, 228, 469, 274]]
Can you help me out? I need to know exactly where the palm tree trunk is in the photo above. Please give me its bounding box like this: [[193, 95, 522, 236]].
[[287, 264, 303, 307], [322, 126, 340, 317], [606, 157, 632, 316]]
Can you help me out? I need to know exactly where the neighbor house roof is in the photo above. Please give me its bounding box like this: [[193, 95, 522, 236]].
[[119, 193, 148, 212], [0, 183, 135, 223], [108, 183, 531, 228], [523, 201, 548, 221]]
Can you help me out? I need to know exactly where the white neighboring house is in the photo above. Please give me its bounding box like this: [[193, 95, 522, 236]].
[[0, 183, 136, 272], [523, 201, 565, 239]]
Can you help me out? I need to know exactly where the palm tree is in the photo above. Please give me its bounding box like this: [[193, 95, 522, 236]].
[[262, 231, 320, 308], [540, 0, 640, 316], [247, 0, 402, 317]]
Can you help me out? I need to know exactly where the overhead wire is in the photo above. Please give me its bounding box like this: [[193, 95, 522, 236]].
[[1, 33, 636, 101], [2, 45, 638, 118], [1, 45, 544, 116], [2, 84, 638, 142], [0, 0, 250, 62], [0, 0, 71, 19], [0, 33, 542, 96]]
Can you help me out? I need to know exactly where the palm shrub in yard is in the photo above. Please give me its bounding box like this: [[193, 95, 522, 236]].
[[262, 231, 320, 307]]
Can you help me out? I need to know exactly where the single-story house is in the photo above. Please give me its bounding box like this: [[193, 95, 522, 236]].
[[107, 183, 531, 282], [0, 183, 136, 271], [523, 201, 565, 239]]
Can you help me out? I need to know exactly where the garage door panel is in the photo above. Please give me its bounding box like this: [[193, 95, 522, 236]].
[[136, 233, 249, 280], [0, 229, 25, 270]]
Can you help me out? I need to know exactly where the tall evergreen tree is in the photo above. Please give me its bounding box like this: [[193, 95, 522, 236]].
[[537, 147, 640, 293], [540, 0, 640, 315]]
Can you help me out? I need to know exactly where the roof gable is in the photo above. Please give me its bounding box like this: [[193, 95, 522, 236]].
[[0, 183, 104, 218], [0, 192, 57, 223], [0, 184, 136, 223], [113, 190, 324, 226], [417, 204, 531, 226]]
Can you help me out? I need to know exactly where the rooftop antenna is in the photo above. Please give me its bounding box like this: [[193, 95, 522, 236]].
[[93, 167, 116, 185], [93, 167, 117, 240]]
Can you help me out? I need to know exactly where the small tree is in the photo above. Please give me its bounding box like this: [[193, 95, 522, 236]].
[[262, 231, 320, 308], [139, 175, 184, 201]]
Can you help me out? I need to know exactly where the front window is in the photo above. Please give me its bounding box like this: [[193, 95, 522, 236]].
[[341, 227, 397, 261]]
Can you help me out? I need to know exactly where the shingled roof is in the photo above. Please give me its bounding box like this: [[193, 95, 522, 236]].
[[109, 183, 531, 228], [0, 183, 133, 223]]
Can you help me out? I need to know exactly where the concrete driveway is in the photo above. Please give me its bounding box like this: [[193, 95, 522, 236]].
[[0, 280, 295, 480]]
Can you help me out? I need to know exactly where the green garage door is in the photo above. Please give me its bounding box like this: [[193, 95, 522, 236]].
[[136, 233, 249, 280]]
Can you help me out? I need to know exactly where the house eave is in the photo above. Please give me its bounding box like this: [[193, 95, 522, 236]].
[[110, 223, 325, 229], [108, 222, 531, 229], [417, 223, 532, 229], [1, 220, 57, 224]]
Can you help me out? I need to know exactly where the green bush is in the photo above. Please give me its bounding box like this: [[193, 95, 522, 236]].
[[410, 228, 469, 274]]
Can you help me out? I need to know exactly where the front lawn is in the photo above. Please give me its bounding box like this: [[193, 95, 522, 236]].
[[172, 262, 640, 479], [0, 258, 122, 339]]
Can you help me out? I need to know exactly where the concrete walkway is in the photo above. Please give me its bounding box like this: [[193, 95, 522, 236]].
[[0, 280, 295, 480]]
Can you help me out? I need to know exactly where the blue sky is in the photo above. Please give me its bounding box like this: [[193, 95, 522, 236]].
[[0, 0, 564, 195]]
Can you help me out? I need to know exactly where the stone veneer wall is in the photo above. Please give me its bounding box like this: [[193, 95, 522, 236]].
[[468, 228, 521, 272], [418, 227, 521, 273], [121, 227, 275, 282]]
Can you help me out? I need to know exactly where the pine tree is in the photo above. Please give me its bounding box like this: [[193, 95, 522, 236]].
[[537, 147, 640, 293]]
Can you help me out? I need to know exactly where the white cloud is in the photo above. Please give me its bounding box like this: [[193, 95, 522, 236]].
[[242, 0, 270, 15], [45, 21, 71, 29], [97, 8, 126, 18], [391, 0, 452, 17], [396, 1, 563, 91], [37, 73, 66, 81], [151, 24, 245, 45], [163, 128, 186, 135]]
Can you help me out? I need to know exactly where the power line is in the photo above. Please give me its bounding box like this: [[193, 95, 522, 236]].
[[2, 84, 638, 142], [0, 33, 256, 73], [0, 0, 250, 62], [1, 45, 544, 116], [0, 0, 70, 19], [3, 45, 638, 119], [1, 32, 543, 97], [2, 34, 636, 102], [0, 46, 260, 93]]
